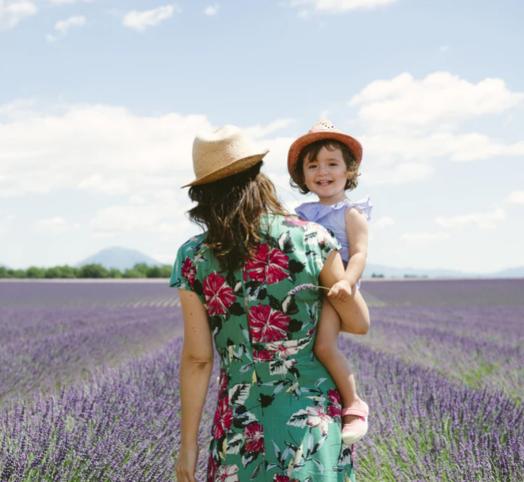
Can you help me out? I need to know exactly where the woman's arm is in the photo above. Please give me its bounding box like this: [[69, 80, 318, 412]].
[[344, 207, 369, 286], [319, 250, 370, 335], [176, 289, 214, 482]]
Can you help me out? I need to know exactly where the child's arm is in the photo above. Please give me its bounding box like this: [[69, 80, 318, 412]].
[[344, 207, 369, 286], [326, 208, 369, 301]]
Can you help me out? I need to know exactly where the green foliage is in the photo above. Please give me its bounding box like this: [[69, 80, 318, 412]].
[[123, 268, 143, 278], [45, 265, 78, 278], [79, 264, 110, 278], [26, 266, 47, 278], [0, 263, 171, 279], [108, 268, 123, 278]]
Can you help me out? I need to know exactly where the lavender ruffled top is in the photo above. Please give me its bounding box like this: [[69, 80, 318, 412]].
[[295, 196, 372, 263]]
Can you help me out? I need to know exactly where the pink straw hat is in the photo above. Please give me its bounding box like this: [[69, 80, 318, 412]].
[[287, 120, 363, 184]]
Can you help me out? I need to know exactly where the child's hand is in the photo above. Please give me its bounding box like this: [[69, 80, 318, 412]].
[[327, 279, 354, 301]]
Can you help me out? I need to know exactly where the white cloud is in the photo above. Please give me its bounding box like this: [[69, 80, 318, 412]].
[[0, 102, 214, 198], [289, 0, 397, 14], [34, 216, 79, 233], [402, 231, 450, 242], [506, 191, 524, 205], [0, 99, 37, 120], [435, 208, 506, 229], [46, 14, 86, 41], [348, 72, 524, 185], [374, 216, 394, 229], [362, 131, 524, 167], [0, 213, 15, 235], [0, 100, 293, 208], [90, 201, 193, 237], [48, 0, 92, 5], [0, 1, 36, 30], [364, 160, 434, 185], [123, 5, 178, 32], [0, 102, 295, 247], [350, 72, 524, 132], [243, 119, 294, 139], [55, 15, 85, 34], [203, 4, 219, 16]]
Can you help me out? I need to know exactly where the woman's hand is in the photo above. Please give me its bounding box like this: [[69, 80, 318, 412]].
[[175, 443, 199, 482]]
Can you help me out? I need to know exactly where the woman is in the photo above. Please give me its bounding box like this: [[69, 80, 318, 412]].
[[171, 125, 370, 482]]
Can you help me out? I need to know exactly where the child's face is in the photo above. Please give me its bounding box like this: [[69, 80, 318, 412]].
[[303, 146, 349, 204]]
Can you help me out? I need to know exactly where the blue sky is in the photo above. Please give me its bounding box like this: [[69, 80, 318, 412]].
[[1, 0, 523, 272]]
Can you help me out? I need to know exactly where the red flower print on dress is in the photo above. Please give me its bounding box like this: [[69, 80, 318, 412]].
[[212, 395, 233, 440], [203, 272, 236, 316], [253, 348, 273, 362], [249, 305, 290, 343], [327, 388, 342, 418], [207, 452, 219, 482], [218, 369, 229, 395], [244, 243, 289, 284], [244, 422, 264, 454], [181, 257, 196, 287], [273, 475, 300, 482], [216, 464, 240, 482]]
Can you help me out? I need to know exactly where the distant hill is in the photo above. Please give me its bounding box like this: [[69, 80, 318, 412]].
[[489, 266, 524, 278], [364, 263, 524, 279], [364, 263, 468, 279], [77, 248, 523, 279], [78, 247, 162, 271]]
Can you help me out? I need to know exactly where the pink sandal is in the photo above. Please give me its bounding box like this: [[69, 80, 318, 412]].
[[341, 399, 369, 445]]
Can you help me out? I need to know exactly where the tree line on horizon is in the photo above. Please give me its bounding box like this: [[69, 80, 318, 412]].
[[0, 263, 172, 279]]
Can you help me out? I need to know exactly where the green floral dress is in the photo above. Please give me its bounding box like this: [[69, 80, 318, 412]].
[[170, 213, 356, 482]]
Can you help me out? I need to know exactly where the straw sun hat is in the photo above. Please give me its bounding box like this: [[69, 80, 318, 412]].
[[287, 120, 363, 185], [181, 125, 269, 187]]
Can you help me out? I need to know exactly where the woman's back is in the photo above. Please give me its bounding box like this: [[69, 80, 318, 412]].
[[172, 213, 356, 481]]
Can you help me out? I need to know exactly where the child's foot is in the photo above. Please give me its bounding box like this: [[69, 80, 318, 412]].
[[341, 399, 369, 445]]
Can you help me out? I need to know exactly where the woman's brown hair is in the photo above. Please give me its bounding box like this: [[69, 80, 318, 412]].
[[290, 139, 360, 194], [188, 162, 287, 272]]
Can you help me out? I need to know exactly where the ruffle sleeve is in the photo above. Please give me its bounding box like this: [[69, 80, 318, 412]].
[[295, 196, 372, 223], [346, 196, 372, 222]]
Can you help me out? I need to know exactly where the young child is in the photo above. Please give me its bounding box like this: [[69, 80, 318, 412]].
[[287, 120, 372, 445]]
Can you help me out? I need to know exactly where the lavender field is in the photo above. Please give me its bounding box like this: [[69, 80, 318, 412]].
[[0, 279, 522, 481]]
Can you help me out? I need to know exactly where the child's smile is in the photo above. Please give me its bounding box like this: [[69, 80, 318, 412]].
[[303, 146, 349, 205]]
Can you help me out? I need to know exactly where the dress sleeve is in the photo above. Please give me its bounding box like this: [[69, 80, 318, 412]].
[[347, 196, 372, 222], [169, 238, 198, 290], [305, 222, 342, 277]]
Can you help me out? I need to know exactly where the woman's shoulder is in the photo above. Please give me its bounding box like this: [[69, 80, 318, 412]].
[[268, 213, 339, 249], [269, 212, 332, 233], [177, 232, 208, 258]]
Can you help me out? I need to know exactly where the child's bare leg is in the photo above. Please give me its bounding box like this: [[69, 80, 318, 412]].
[[314, 299, 363, 425]]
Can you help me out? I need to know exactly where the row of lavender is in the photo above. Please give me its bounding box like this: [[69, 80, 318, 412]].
[[1, 333, 521, 480], [349, 304, 524, 400], [0, 280, 523, 480], [0, 305, 180, 405]]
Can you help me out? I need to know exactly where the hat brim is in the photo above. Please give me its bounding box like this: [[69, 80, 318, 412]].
[[181, 151, 269, 188], [287, 132, 363, 184]]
